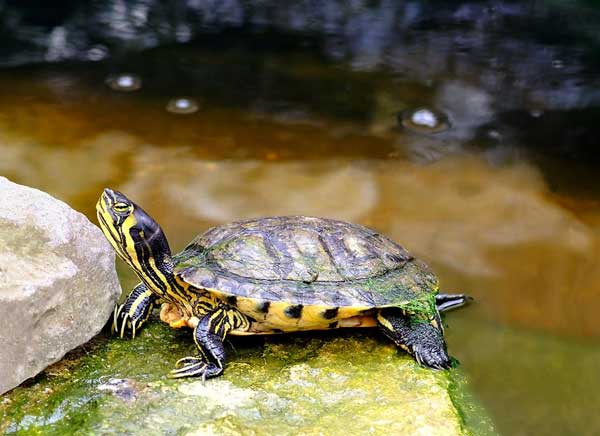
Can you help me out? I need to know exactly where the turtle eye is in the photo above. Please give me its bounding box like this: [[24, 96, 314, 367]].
[[112, 202, 131, 214]]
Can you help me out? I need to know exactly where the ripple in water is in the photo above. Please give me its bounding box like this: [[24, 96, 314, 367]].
[[106, 74, 142, 92], [166, 97, 199, 114], [399, 108, 451, 134]]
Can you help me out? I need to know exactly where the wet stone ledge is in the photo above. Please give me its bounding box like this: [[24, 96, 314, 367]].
[[0, 319, 495, 435]]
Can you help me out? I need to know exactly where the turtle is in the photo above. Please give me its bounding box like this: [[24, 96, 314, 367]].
[[96, 188, 470, 379]]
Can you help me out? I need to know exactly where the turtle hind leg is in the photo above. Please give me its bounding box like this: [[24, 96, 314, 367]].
[[436, 293, 473, 312], [169, 305, 250, 380], [113, 283, 157, 339], [377, 308, 451, 370]]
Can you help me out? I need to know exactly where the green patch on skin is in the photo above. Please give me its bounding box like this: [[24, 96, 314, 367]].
[[0, 316, 495, 435]]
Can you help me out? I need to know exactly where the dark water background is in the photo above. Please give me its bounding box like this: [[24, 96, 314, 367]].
[[1, 1, 600, 435]]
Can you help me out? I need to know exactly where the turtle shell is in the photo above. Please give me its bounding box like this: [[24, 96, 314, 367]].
[[174, 216, 439, 314]]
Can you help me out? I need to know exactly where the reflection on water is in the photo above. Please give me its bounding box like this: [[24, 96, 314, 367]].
[[1, 2, 600, 435], [447, 314, 600, 436], [4, 118, 596, 338]]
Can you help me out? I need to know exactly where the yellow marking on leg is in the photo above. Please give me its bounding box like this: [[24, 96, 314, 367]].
[[376, 312, 395, 332], [127, 289, 153, 318], [377, 312, 411, 353], [208, 310, 223, 331]]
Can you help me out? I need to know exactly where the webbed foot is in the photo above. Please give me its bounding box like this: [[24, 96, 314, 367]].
[[377, 308, 452, 370], [167, 306, 249, 380], [112, 283, 157, 339], [410, 323, 452, 370], [168, 357, 223, 380]]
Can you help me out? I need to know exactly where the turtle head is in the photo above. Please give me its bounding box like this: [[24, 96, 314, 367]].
[[97, 188, 173, 283]]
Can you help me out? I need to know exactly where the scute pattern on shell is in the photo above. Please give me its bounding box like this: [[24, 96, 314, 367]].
[[188, 216, 411, 281], [173, 216, 439, 308]]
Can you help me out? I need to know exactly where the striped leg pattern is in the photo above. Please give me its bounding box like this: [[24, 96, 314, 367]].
[[169, 305, 250, 380], [113, 283, 158, 339]]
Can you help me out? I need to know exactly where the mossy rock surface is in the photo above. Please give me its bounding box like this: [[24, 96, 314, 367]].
[[0, 318, 495, 435]]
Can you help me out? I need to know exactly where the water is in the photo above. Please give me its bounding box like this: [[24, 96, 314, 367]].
[[1, 2, 600, 435]]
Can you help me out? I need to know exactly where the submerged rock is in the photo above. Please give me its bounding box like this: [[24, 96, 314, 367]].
[[0, 177, 121, 394]]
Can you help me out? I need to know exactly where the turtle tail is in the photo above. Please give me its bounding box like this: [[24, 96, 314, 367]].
[[435, 293, 473, 312]]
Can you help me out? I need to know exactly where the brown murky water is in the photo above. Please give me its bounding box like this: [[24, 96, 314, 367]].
[[1, 50, 599, 435]]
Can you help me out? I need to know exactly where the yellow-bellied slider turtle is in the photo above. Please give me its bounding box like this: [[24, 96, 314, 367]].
[[97, 189, 470, 379]]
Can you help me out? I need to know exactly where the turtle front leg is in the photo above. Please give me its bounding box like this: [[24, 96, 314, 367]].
[[377, 308, 451, 370], [113, 283, 158, 339], [168, 305, 250, 380]]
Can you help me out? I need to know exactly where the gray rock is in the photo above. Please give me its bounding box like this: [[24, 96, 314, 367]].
[[0, 177, 121, 394]]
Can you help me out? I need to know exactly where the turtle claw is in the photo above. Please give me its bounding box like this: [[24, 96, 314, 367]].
[[168, 357, 223, 379], [174, 356, 200, 369], [111, 284, 156, 339], [111, 304, 154, 339], [112, 302, 152, 339], [413, 343, 451, 370], [119, 312, 129, 339]]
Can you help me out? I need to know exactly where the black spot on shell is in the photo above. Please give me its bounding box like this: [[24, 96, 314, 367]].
[[285, 304, 303, 319], [226, 296, 237, 306], [257, 301, 270, 313], [322, 308, 339, 320], [328, 321, 338, 329]]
